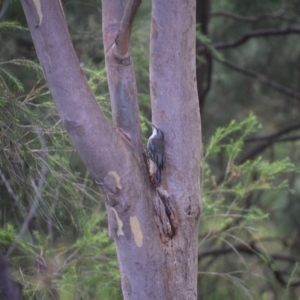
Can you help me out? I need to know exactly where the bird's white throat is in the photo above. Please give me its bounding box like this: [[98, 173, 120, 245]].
[[150, 127, 157, 139]]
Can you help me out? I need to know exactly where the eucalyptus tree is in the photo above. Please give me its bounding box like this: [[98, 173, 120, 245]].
[[20, 0, 201, 299]]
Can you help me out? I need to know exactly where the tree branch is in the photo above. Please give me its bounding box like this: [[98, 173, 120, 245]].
[[21, 0, 134, 183], [214, 27, 300, 50], [102, 0, 143, 153], [239, 123, 300, 163], [199, 241, 298, 263], [247, 135, 300, 143], [245, 123, 300, 142], [210, 1, 287, 23], [115, 0, 141, 56], [218, 59, 300, 100], [199, 240, 300, 287]]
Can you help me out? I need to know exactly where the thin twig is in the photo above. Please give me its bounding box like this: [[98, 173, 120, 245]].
[[199, 240, 300, 287], [245, 123, 300, 142], [199, 242, 297, 263], [5, 129, 48, 259], [214, 27, 300, 50], [218, 59, 300, 100], [238, 123, 300, 164], [211, 0, 287, 23], [0, 169, 25, 212]]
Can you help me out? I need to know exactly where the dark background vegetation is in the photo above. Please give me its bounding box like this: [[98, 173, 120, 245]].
[[0, 0, 300, 299]]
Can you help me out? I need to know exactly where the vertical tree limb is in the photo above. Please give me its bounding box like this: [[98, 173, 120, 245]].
[[116, 0, 142, 56], [21, 1, 202, 299], [150, 0, 202, 298], [102, 0, 143, 153], [20, 0, 135, 182]]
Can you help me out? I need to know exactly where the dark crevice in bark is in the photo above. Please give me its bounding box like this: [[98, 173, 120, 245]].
[[156, 188, 177, 238]]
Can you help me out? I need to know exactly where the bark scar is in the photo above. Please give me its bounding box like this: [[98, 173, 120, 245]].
[[109, 207, 124, 237], [32, 0, 43, 26]]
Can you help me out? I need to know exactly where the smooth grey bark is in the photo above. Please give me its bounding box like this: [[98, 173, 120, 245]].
[[102, 0, 143, 153], [21, 0, 201, 299], [150, 0, 202, 298]]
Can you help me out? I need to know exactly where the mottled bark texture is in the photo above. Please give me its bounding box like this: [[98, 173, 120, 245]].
[[21, 0, 201, 299]]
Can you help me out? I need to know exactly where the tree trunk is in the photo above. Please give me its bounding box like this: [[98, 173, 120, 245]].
[[150, 0, 201, 298], [20, 0, 201, 299]]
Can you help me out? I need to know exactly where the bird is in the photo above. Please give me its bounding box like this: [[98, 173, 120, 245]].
[[147, 124, 164, 183]]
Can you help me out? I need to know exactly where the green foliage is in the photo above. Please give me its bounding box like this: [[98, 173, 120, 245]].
[[0, 32, 120, 298], [0, 66, 24, 91], [200, 114, 298, 299], [0, 20, 27, 31], [0, 223, 17, 245], [204, 113, 259, 159], [0, 21, 29, 93], [1, 111, 120, 299], [13, 214, 120, 299], [0, 93, 121, 299]]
